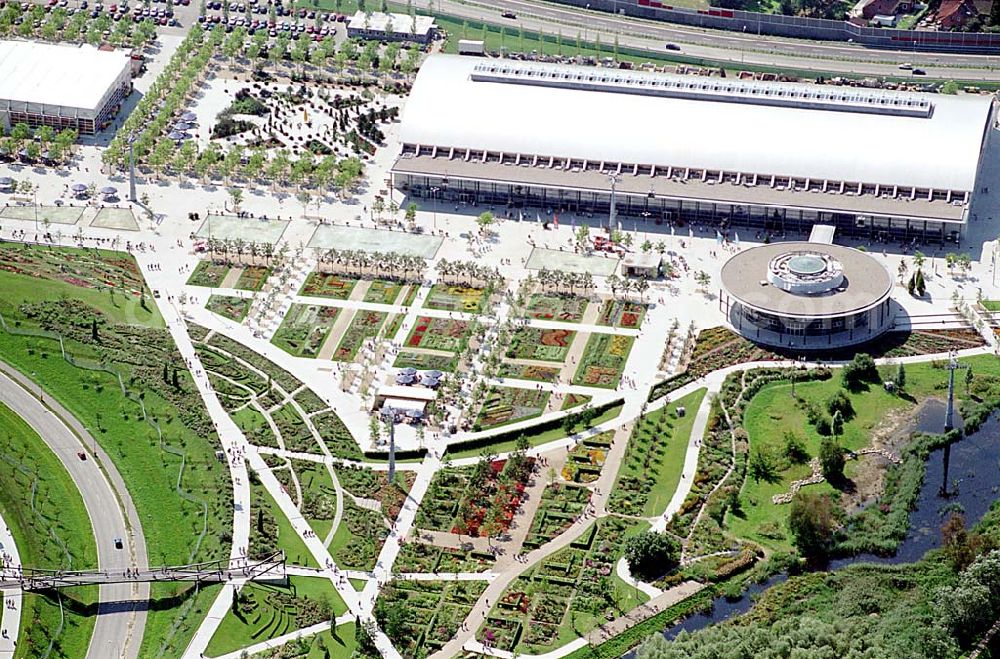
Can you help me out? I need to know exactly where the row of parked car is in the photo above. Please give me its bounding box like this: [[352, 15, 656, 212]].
[[27, 0, 183, 24]]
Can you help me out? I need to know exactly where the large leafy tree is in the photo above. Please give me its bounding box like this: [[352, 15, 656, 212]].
[[623, 531, 680, 581]]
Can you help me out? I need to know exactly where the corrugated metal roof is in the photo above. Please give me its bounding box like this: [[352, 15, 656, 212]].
[[399, 55, 993, 193], [0, 40, 131, 111]]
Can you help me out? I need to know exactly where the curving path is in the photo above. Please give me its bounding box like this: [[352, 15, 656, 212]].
[[0, 363, 149, 659], [0, 510, 22, 659]]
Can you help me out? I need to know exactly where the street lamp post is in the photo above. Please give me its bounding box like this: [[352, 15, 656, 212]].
[[607, 172, 620, 234], [127, 133, 137, 203], [430, 186, 440, 230], [380, 406, 397, 483]]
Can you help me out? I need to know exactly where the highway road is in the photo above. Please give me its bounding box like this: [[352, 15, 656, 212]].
[[418, 0, 1000, 80], [0, 363, 149, 659]]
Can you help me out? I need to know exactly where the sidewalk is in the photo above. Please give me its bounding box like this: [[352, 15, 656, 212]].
[[0, 512, 21, 659]]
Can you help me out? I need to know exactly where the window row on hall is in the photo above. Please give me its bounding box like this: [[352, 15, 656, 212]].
[[399, 144, 968, 205]]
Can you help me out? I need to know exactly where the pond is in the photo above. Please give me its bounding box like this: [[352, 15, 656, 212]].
[[630, 400, 1000, 655]]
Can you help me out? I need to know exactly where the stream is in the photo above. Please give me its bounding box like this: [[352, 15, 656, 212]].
[[627, 400, 1000, 654]]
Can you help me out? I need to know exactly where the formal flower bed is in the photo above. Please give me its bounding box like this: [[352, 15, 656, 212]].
[[299, 271, 359, 299], [507, 327, 576, 362], [405, 316, 470, 353], [376, 580, 488, 656], [271, 404, 321, 454], [451, 456, 535, 537], [597, 299, 647, 328], [525, 294, 588, 323], [271, 304, 339, 358], [187, 260, 230, 287], [499, 362, 560, 383], [363, 279, 404, 305], [561, 432, 612, 483], [523, 483, 591, 549], [572, 333, 634, 389], [332, 310, 387, 361], [415, 468, 469, 532], [234, 265, 271, 292], [474, 386, 550, 430], [333, 498, 388, 571], [206, 294, 250, 322], [394, 543, 495, 573], [424, 284, 487, 313], [207, 333, 303, 392], [392, 350, 457, 372], [335, 466, 415, 520], [311, 410, 363, 461]]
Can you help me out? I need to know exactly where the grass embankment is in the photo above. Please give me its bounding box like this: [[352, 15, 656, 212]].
[[205, 576, 347, 657], [0, 243, 232, 658], [0, 401, 97, 659]]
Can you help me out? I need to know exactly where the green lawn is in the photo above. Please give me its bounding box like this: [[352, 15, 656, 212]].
[[292, 459, 338, 540], [253, 484, 319, 568], [0, 401, 97, 659], [205, 576, 347, 657], [980, 300, 1000, 311], [0, 247, 232, 659], [444, 402, 624, 460], [609, 389, 707, 517]]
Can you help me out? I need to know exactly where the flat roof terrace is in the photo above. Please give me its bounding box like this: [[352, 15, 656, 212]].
[[720, 241, 892, 319], [392, 155, 968, 223]]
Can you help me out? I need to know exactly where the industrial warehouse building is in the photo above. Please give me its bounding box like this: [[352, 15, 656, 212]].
[[0, 40, 132, 135], [391, 54, 995, 244]]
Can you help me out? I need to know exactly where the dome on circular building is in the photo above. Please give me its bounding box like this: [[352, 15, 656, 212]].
[[720, 242, 893, 350]]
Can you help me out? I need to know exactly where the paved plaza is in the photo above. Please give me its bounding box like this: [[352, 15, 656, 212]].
[[1, 204, 85, 225], [525, 246, 621, 275], [195, 214, 290, 244], [91, 207, 139, 231], [307, 223, 444, 258]]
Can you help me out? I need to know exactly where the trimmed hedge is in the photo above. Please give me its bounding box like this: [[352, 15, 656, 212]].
[[649, 372, 695, 403], [362, 448, 428, 462], [445, 398, 624, 457]]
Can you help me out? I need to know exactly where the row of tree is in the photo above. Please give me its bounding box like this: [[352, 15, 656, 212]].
[[0, 123, 78, 164]]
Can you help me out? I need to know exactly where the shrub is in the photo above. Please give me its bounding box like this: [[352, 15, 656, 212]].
[[841, 353, 878, 390], [783, 431, 809, 464], [788, 491, 839, 558], [826, 389, 854, 419], [819, 436, 845, 482], [624, 531, 680, 581]]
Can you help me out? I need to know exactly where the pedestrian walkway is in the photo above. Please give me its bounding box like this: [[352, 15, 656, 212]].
[[0, 512, 21, 659]]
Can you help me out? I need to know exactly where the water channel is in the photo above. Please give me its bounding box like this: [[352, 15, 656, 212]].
[[629, 399, 1000, 654]]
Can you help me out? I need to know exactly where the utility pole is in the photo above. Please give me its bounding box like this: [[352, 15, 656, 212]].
[[381, 406, 396, 483], [941, 350, 966, 496], [608, 172, 620, 234], [128, 133, 137, 203]]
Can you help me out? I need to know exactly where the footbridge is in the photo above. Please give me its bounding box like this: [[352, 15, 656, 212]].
[[0, 552, 286, 591]]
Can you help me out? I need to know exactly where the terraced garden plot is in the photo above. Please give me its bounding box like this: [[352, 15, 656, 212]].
[[475, 386, 550, 430], [187, 260, 229, 287], [523, 483, 591, 550], [292, 459, 338, 539], [312, 410, 363, 461], [334, 466, 416, 519], [375, 580, 488, 657], [206, 333, 303, 393], [205, 576, 345, 657], [405, 316, 470, 353], [363, 279, 406, 305], [299, 271, 359, 299], [328, 497, 388, 570], [272, 403, 321, 454], [233, 265, 271, 292], [596, 299, 647, 328], [525, 294, 588, 323], [561, 431, 613, 483], [424, 284, 488, 313], [507, 327, 576, 362], [332, 310, 388, 361], [394, 543, 496, 573], [271, 304, 340, 358], [393, 350, 457, 372], [206, 294, 250, 322], [572, 333, 635, 389], [195, 345, 270, 396], [483, 517, 649, 654], [231, 406, 279, 449], [499, 362, 560, 383]]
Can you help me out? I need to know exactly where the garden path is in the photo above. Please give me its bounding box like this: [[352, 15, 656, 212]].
[[399, 346, 456, 358], [583, 580, 707, 645], [350, 280, 372, 302], [391, 284, 414, 307], [0, 510, 21, 659], [219, 267, 243, 289], [559, 331, 591, 384], [428, 420, 635, 659], [322, 468, 346, 549], [317, 308, 356, 360], [505, 357, 565, 370], [581, 300, 601, 325], [524, 319, 641, 337]]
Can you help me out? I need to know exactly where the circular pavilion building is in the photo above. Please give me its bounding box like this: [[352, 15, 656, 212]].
[[719, 242, 893, 350]]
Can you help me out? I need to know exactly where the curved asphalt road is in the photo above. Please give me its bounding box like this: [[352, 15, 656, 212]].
[[0, 363, 149, 659], [420, 0, 1000, 80]]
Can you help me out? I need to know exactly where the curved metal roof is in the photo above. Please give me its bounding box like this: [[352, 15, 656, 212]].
[[720, 242, 892, 318], [399, 55, 993, 193]]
